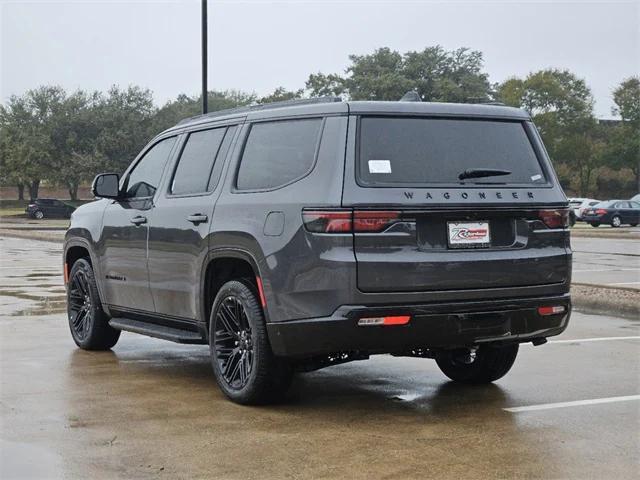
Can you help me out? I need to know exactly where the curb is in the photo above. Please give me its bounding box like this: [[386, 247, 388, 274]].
[[571, 284, 639, 319]]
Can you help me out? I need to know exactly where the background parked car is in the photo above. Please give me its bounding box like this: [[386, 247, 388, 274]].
[[25, 198, 76, 219], [582, 200, 640, 227], [568, 197, 601, 221]]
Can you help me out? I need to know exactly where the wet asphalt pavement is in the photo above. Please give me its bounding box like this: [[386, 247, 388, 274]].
[[571, 236, 640, 290], [1, 236, 639, 479]]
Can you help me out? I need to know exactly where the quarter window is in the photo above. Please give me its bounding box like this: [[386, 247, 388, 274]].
[[170, 127, 229, 195], [125, 137, 176, 199], [236, 118, 323, 190]]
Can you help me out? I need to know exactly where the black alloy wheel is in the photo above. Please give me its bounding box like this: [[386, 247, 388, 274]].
[[213, 296, 254, 389], [66, 258, 120, 350], [209, 280, 292, 404], [68, 267, 94, 341]]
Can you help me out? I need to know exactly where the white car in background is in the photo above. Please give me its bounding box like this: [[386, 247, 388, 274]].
[[568, 198, 601, 221]]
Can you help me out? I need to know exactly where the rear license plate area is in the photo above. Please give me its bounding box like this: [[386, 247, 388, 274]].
[[447, 221, 491, 249]]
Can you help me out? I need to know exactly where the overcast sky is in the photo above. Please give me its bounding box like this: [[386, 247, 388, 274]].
[[2, 0, 638, 118]]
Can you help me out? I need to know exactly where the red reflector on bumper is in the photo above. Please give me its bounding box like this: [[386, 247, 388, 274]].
[[538, 305, 566, 316], [358, 315, 411, 326]]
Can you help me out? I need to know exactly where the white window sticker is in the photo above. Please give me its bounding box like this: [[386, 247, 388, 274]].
[[531, 174, 543, 181], [368, 159, 392, 174]]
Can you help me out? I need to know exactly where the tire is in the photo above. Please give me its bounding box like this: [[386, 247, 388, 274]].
[[590, 222, 600, 227], [631, 223, 638, 227], [67, 258, 120, 350], [209, 280, 292, 405], [34, 210, 44, 219], [436, 344, 519, 384], [611, 215, 622, 228]]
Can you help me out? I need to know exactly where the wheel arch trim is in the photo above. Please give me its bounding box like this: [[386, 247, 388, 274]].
[[200, 247, 267, 325], [64, 238, 110, 315]]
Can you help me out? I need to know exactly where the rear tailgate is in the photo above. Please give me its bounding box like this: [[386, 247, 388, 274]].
[[342, 111, 571, 294], [353, 208, 569, 292]]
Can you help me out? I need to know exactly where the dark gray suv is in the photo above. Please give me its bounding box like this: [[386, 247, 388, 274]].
[[64, 98, 572, 404]]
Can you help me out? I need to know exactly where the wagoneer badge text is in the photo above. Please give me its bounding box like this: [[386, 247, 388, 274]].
[[403, 191, 536, 200]]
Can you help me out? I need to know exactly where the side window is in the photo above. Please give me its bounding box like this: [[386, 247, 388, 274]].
[[170, 126, 235, 195], [236, 118, 323, 190], [124, 137, 176, 199], [630, 202, 640, 208]]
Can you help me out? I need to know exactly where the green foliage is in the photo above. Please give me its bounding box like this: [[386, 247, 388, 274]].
[[306, 46, 492, 102], [257, 87, 303, 104], [496, 69, 601, 195], [0, 48, 637, 200], [606, 77, 640, 191]]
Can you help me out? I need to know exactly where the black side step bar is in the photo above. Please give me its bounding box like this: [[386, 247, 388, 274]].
[[108, 318, 206, 344]]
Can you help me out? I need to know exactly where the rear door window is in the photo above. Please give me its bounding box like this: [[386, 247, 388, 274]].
[[170, 126, 232, 195], [358, 117, 546, 186], [236, 118, 323, 190]]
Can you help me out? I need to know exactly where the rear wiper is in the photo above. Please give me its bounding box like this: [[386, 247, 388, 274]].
[[458, 168, 512, 181]]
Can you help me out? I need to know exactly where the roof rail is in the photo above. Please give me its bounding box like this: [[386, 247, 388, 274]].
[[176, 96, 342, 126]]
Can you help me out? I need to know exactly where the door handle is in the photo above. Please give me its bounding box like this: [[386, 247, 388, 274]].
[[187, 213, 208, 224], [130, 215, 147, 226]]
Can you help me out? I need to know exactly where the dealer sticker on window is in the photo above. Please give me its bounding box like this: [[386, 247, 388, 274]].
[[447, 221, 491, 248]]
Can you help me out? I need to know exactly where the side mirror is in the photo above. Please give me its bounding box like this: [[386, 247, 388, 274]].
[[92, 173, 120, 199]]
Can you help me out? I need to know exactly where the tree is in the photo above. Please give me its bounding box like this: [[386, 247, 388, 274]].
[[152, 89, 256, 133], [305, 72, 346, 97], [305, 46, 492, 102], [0, 86, 67, 199], [49, 90, 104, 200], [257, 87, 303, 104], [496, 69, 599, 195], [607, 77, 640, 190], [93, 85, 157, 175]]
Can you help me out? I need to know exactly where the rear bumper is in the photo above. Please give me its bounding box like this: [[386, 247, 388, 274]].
[[267, 294, 571, 358]]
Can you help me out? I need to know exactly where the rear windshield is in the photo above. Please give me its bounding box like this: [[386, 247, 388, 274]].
[[358, 117, 546, 186]]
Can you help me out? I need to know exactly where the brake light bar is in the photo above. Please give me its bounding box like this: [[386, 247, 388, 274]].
[[538, 305, 566, 316], [358, 315, 411, 326], [302, 210, 352, 233], [595, 209, 607, 215], [353, 210, 400, 232], [538, 209, 570, 229], [302, 209, 400, 233]]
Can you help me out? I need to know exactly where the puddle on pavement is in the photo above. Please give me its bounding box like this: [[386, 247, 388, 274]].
[[1, 289, 67, 316]]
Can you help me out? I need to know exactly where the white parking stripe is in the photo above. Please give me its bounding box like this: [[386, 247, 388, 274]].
[[547, 336, 640, 344], [504, 395, 640, 413], [572, 268, 640, 273]]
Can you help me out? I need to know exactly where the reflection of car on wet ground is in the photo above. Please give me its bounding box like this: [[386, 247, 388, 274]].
[[63, 96, 572, 405], [582, 200, 640, 227], [26, 198, 76, 219]]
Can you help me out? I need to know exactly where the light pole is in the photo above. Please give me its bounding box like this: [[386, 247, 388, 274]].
[[201, 0, 208, 114]]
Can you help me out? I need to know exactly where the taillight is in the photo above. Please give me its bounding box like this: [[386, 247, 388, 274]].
[[302, 210, 352, 233], [302, 209, 400, 233], [595, 209, 607, 215], [538, 209, 570, 228], [358, 315, 411, 326], [353, 210, 400, 232], [538, 305, 566, 316]]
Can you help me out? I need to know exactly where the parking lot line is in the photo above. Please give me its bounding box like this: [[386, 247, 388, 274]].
[[546, 336, 640, 344], [504, 395, 640, 413], [572, 268, 640, 273]]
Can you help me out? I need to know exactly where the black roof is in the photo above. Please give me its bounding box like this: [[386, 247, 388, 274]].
[[162, 97, 530, 135]]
